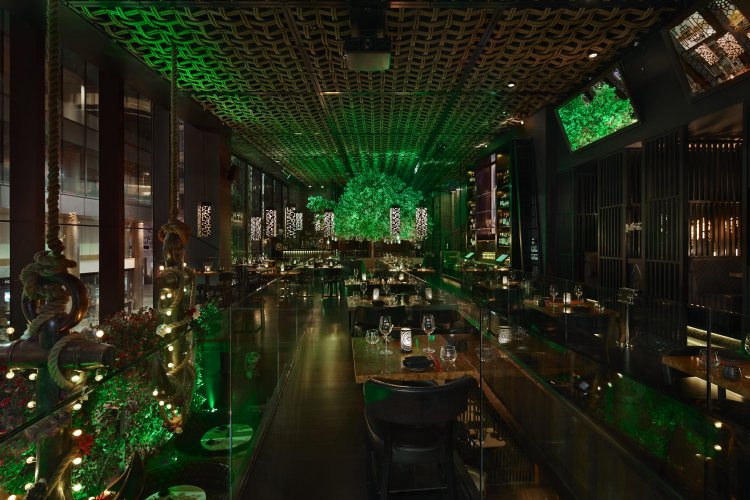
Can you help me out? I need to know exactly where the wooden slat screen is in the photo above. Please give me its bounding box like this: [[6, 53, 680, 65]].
[[598, 152, 624, 292]]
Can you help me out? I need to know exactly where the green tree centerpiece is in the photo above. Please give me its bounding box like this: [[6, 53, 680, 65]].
[[308, 170, 427, 255]]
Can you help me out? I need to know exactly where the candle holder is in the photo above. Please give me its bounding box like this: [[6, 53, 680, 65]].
[[400, 328, 412, 353]]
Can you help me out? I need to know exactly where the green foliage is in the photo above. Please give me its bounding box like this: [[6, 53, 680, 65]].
[[306, 196, 336, 214], [333, 170, 426, 241], [557, 81, 637, 151]]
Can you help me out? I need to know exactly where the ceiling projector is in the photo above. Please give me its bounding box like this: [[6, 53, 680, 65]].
[[344, 37, 391, 72]]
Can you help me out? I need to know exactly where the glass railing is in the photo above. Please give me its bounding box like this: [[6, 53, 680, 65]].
[[460, 268, 750, 499], [0, 271, 306, 499]]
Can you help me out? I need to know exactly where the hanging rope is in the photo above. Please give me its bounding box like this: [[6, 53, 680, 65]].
[[20, 0, 77, 344], [169, 42, 178, 223]]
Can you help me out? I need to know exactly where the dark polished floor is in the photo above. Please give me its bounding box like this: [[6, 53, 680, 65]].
[[238, 283, 561, 500], [240, 293, 370, 499]]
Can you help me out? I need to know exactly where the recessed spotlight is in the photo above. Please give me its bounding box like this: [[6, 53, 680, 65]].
[[507, 83, 515, 88], [588, 52, 598, 59]]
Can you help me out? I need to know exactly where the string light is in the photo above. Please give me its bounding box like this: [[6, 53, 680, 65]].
[[94, 373, 103, 382], [27, 401, 36, 409], [95, 329, 104, 338], [166, 310, 172, 317], [166, 404, 172, 410], [159, 265, 165, 271], [73, 402, 82, 411], [168, 362, 174, 368], [72, 429, 83, 437], [167, 293, 172, 299], [24, 483, 34, 491], [152, 389, 159, 396], [168, 345, 174, 351], [5, 370, 14, 379], [159, 400, 165, 406], [72, 457, 82, 466], [25, 456, 35, 464], [73, 484, 82, 492], [160, 294, 166, 300], [9, 494, 17, 500], [28, 372, 37, 381], [6, 326, 14, 335], [71, 374, 81, 383]]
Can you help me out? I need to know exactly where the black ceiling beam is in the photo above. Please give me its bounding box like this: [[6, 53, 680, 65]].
[[410, 7, 504, 191], [64, 1, 681, 9], [280, 4, 354, 183]]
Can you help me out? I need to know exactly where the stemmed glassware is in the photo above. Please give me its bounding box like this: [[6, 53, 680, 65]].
[[383, 282, 391, 296], [549, 284, 558, 305], [379, 315, 394, 355], [360, 280, 368, 298], [574, 284, 583, 303], [422, 314, 436, 353]]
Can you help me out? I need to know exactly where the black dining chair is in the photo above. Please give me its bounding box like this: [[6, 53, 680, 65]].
[[363, 376, 476, 500]]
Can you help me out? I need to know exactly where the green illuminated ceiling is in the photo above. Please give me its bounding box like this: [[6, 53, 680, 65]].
[[70, 1, 679, 188]]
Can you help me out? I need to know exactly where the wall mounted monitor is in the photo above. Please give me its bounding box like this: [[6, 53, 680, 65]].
[[667, 1, 750, 96], [555, 65, 639, 151]]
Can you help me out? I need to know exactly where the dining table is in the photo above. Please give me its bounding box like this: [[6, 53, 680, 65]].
[[351, 333, 480, 384]]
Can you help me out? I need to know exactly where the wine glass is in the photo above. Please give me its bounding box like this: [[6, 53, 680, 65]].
[[365, 329, 380, 347], [379, 315, 394, 355], [574, 284, 583, 303], [383, 282, 391, 296], [549, 284, 558, 305], [442, 344, 457, 365], [422, 314, 436, 353], [360, 280, 368, 298]]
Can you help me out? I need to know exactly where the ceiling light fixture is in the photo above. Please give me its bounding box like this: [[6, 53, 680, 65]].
[[345, 2, 391, 71]]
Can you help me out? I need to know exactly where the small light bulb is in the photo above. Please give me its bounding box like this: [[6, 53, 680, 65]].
[[6, 327, 14, 335], [9, 494, 17, 500], [167, 345, 174, 351], [72, 457, 82, 465], [159, 265, 165, 271], [714, 444, 722, 451], [73, 484, 82, 492], [95, 329, 104, 338], [166, 310, 172, 316], [73, 402, 82, 411], [94, 374, 103, 382], [27, 401, 36, 409], [25, 456, 35, 464], [167, 293, 173, 299], [166, 404, 172, 410], [183, 262, 187, 267], [714, 421, 723, 429], [24, 483, 34, 491], [71, 374, 81, 383], [168, 362, 174, 368], [160, 295, 166, 300], [28, 372, 37, 381], [72, 429, 83, 437], [159, 400, 165, 406], [5, 370, 15, 379], [588, 52, 598, 58], [165, 328, 172, 334], [152, 389, 159, 396]]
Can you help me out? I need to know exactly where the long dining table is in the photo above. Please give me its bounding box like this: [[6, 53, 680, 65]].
[[351, 333, 480, 383]]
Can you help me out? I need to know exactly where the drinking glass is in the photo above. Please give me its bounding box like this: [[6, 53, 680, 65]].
[[360, 280, 368, 297], [379, 315, 394, 355], [383, 282, 391, 296], [442, 344, 458, 365], [366, 329, 380, 346], [549, 284, 558, 304], [422, 314, 436, 353], [574, 284, 583, 302]]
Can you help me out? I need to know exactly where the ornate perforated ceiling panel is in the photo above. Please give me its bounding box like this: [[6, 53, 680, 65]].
[[68, 1, 680, 189]]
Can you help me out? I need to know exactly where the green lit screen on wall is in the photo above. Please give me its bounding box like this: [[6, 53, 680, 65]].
[[556, 66, 638, 151]]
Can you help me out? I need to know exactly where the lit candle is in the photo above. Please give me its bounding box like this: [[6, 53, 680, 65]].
[[400, 328, 412, 353], [362, 273, 367, 281], [372, 288, 380, 301], [563, 293, 571, 305], [399, 272, 405, 281], [502, 276, 509, 285], [425, 288, 433, 300]]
